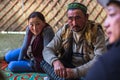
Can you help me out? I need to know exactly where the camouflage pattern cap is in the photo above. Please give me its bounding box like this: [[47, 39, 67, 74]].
[[67, 2, 87, 14]]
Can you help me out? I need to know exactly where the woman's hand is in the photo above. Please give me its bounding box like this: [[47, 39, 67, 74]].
[[53, 60, 67, 78]]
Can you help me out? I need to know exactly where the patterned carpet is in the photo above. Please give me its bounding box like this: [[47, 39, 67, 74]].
[[0, 61, 47, 80]]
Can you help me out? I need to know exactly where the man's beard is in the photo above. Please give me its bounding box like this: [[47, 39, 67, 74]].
[[71, 25, 84, 32]]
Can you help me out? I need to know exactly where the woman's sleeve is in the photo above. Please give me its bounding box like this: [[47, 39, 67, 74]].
[[18, 27, 29, 60], [43, 26, 54, 47]]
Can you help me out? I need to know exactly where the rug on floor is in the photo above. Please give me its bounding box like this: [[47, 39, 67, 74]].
[[0, 61, 47, 80]]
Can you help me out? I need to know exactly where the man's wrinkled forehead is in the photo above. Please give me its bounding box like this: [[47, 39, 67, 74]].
[[67, 9, 86, 18]]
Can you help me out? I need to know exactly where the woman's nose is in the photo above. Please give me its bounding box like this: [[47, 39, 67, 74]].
[[104, 18, 110, 29]]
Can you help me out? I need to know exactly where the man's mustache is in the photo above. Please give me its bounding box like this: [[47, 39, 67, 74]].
[[73, 25, 80, 28]]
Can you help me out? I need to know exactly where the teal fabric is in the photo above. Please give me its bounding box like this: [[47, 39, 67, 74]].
[[1, 61, 47, 80]]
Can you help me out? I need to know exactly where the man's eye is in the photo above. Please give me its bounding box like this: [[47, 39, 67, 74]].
[[75, 16, 81, 19], [68, 17, 73, 20], [36, 23, 40, 25]]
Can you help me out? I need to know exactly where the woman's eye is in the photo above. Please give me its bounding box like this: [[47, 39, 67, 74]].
[[29, 24, 33, 28], [30, 24, 33, 26], [109, 13, 116, 17], [36, 23, 40, 25]]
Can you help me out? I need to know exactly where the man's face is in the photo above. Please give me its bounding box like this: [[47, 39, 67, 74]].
[[67, 9, 88, 32], [104, 3, 120, 44]]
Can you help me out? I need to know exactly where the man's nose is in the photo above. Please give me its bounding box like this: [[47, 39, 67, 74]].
[[72, 19, 77, 26]]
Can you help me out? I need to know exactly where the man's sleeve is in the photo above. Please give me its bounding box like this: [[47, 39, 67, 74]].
[[84, 58, 106, 80], [43, 26, 65, 65]]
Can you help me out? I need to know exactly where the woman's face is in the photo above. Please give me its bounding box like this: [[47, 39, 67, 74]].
[[28, 17, 45, 36], [104, 3, 120, 44]]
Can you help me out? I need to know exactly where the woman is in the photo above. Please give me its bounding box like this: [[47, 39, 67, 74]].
[[85, 0, 120, 80], [5, 12, 54, 72]]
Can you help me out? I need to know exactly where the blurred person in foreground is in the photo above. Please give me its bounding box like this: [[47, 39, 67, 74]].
[[40, 2, 106, 80], [85, 0, 120, 80], [0, 71, 5, 80]]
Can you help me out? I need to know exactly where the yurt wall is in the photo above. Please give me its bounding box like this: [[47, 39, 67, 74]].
[[0, 0, 106, 32]]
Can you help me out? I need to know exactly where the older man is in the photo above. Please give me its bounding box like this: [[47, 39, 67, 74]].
[[41, 2, 106, 80]]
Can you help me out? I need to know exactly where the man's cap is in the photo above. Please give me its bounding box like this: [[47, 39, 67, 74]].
[[67, 2, 87, 14], [97, 0, 120, 7]]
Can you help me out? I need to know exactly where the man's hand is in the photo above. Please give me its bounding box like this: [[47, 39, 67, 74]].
[[53, 60, 67, 78], [66, 68, 75, 79]]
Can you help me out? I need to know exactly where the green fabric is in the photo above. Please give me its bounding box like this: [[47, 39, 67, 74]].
[[67, 2, 87, 14], [0, 34, 24, 56]]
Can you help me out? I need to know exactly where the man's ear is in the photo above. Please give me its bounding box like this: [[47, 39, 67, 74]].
[[85, 14, 89, 20]]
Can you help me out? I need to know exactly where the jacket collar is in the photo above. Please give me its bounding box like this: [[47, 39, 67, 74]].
[[107, 39, 120, 50]]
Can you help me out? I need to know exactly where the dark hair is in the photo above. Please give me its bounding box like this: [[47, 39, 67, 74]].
[[107, 1, 120, 7], [28, 12, 45, 22]]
